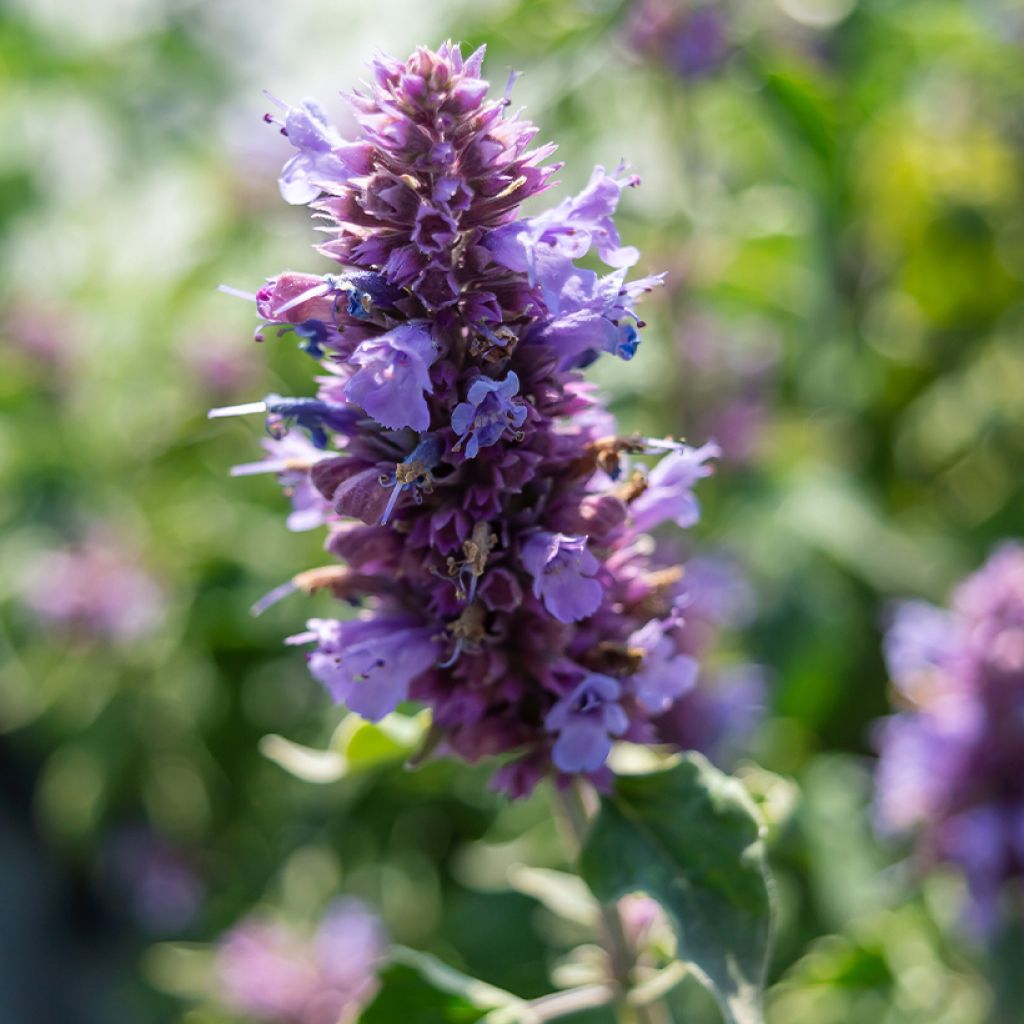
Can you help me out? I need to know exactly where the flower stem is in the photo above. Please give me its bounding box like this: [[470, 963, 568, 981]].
[[551, 781, 670, 1024]]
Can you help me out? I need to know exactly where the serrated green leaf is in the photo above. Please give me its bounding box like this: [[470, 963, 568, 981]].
[[579, 754, 774, 1024]]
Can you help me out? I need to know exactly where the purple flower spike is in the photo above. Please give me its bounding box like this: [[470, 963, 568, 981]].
[[521, 531, 604, 623], [874, 543, 1024, 933], [629, 441, 720, 533], [546, 674, 629, 773], [291, 616, 439, 721], [344, 323, 438, 431], [216, 42, 721, 790], [451, 372, 527, 458]]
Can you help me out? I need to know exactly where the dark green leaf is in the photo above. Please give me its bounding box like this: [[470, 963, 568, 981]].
[[360, 947, 528, 1024], [360, 963, 488, 1024], [579, 754, 773, 1024]]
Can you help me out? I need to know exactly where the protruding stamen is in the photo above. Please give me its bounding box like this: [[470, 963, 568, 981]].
[[250, 579, 298, 616], [218, 284, 258, 302], [438, 637, 464, 669], [208, 401, 268, 419]]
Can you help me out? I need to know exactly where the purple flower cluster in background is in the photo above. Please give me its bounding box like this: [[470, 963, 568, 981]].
[[215, 899, 385, 1024], [675, 310, 779, 467], [106, 827, 204, 933], [625, 0, 732, 81], [215, 43, 721, 794], [874, 543, 1024, 931], [17, 530, 164, 642]]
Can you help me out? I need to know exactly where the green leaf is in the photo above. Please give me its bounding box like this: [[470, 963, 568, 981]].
[[578, 754, 774, 1024], [361, 947, 529, 1024], [258, 711, 430, 784], [258, 734, 345, 784], [360, 963, 489, 1024], [333, 709, 431, 769]]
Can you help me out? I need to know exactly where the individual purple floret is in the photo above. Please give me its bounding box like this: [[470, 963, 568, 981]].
[[451, 371, 527, 458], [546, 674, 629, 773], [213, 42, 723, 794], [629, 441, 719, 534], [289, 616, 440, 722], [215, 899, 385, 1024], [521, 531, 604, 624], [874, 543, 1024, 932], [343, 324, 440, 431], [231, 432, 334, 532]]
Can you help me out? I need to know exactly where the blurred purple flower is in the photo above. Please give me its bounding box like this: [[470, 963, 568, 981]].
[[674, 310, 781, 467], [18, 531, 164, 642], [874, 543, 1024, 932], [183, 332, 259, 399], [626, 0, 732, 81], [106, 828, 203, 933], [654, 554, 767, 765], [215, 899, 385, 1024]]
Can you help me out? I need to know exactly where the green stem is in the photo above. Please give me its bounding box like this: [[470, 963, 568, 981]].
[[551, 781, 670, 1024]]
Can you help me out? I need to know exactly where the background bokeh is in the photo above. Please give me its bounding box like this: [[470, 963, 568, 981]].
[[1, 0, 1022, 1021]]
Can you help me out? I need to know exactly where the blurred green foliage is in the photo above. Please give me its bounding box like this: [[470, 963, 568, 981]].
[[1, 0, 1021, 1021]]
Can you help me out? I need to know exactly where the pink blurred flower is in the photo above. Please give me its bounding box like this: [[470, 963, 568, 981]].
[[215, 899, 386, 1024], [19, 531, 164, 642]]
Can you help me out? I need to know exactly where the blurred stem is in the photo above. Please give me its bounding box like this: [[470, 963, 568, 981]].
[[552, 781, 670, 1024]]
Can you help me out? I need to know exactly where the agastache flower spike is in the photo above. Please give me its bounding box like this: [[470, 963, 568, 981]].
[[215, 42, 720, 794], [874, 543, 1024, 933]]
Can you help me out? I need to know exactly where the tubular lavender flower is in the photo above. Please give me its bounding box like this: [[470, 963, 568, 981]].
[[874, 543, 1024, 932], [213, 42, 720, 795]]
